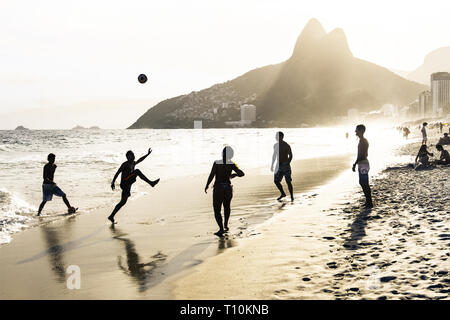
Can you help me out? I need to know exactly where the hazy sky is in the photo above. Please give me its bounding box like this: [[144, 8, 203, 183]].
[[1, 0, 449, 129]]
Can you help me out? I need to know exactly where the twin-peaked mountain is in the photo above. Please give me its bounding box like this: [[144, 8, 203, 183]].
[[129, 19, 427, 128]]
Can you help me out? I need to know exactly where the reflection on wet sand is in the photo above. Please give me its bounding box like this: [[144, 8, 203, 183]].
[[109, 225, 241, 293], [110, 225, 167, 292], [39, 222, 74, 282], [217, 237, 237, 253]]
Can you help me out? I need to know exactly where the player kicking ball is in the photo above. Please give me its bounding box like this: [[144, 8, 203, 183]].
[[108, 148, 160, 224]]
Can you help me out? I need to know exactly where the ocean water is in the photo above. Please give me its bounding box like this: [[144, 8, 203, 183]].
[[0, 127, 404, 244]]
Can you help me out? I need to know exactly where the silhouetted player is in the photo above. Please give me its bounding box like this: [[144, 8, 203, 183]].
[[37, 153, 76, 216], [271, 132, 294, 202], [205, 146, 245, 237], [108, 148, 160, 224], [352, 125, 373, 208]]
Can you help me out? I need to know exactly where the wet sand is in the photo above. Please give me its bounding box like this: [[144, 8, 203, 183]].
[[173, 140, 449, 300], [0, 154, 351, 299]]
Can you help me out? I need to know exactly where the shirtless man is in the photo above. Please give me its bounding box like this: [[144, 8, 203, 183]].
[[352, 125, 373, 208], [271, 131, 294, 202], [108, 148, 160, 224], [37, 153, 76, 216]]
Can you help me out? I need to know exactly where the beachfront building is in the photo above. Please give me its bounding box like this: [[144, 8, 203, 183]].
[[240, 104, 256, 124], [224, 104, 257, 127], [431, 72, 450, 116], [408, 100, 420, 118], [419, 90, 432, 118]]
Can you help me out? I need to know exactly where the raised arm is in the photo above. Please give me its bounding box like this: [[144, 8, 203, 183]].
[[205, 162, 217, 193], [135, 148, 152, 165], [111, 165, 123, 190]]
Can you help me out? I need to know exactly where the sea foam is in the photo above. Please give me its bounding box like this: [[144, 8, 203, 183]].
[[0, 188, 35, 244]]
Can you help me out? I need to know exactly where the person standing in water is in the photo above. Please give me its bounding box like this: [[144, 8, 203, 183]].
[[37, 153, 77, 216], [421, 122, 428, 145], [271, 131, 294, 202], [205, 146, 245, 237], [352, 125, 373, 208], [108, 148, 160, 224]]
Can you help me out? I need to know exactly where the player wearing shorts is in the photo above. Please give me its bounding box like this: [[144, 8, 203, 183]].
[[271, 132, 294, 202], [108, 148, 160, 224], [37, 153, 76, 216]]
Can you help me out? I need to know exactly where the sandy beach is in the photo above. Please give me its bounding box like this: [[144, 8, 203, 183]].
[[174, 138, 449, 300], [0, 154, 352, 299], [1, 128, 448, 300]]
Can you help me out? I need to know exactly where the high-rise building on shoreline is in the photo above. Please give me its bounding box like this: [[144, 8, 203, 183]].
[[240, 104, 256, 124], [431, 72, 450, 116]]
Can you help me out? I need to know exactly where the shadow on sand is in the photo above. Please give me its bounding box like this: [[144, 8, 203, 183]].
[[343, 207, 372, 250]]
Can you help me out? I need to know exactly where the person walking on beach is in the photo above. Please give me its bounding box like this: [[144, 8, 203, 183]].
[[352, 125, 373, 208], [421, 122, 428, 145], [108, 148, 160, 224], [434, 144, 450, 165], [37, 153, 77, 216], [205, 146, 245, 237], [271, 131, 294, 202]]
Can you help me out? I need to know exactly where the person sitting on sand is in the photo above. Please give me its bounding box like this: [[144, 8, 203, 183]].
[[37, 153, 76, 216], [438, 133, 450, 145], [421, 122, 428, 145], [205, 146, 245, 237], [414, 145, 434, 170], [108, 148, 160, 224], [434, 144, 450, 165], [352, 124, 373, 208], [271, 131, 294, 202]]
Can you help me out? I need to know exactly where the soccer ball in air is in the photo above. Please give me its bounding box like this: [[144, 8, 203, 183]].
[[138, 74, 148, 84]]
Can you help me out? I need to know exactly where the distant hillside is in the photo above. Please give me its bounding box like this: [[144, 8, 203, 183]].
[[129, 18, 427, 129], [406, 46, 450, 84]]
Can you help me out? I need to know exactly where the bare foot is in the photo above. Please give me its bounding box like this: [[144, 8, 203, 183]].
[[108, 216, 116, 224], [151, 178, 160, 187], [277, 193, 287, 201], [214, 230, 225, 237], [68, 207, 78, 214]]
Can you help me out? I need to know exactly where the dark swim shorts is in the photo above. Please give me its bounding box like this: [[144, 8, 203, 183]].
[[42, 184, 66, 201], [274, 162, 292, 183], [120, 182, 133, 198]]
